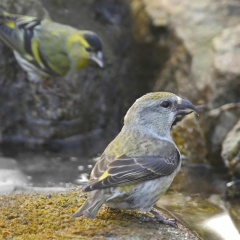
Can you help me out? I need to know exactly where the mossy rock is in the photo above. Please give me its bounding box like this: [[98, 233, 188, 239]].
[[0, 188, 199, 239]]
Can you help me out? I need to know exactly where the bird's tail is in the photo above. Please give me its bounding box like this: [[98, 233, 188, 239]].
[[0, 8, 19, 49], [71, 190, 107, 219]]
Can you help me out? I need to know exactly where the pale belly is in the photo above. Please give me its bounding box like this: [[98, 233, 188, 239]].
[[105, 168, 179, 212]]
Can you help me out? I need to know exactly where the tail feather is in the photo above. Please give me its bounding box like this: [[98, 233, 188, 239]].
[[0, 13, 22, 53], [71, 190, 106, 219]]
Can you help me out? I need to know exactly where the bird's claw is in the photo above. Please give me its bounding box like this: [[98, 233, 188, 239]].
[[141, 214, 177, 227], [141, 209, 178, 227], [158, 218, 177, 228]]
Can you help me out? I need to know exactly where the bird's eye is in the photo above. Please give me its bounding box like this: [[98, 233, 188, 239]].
[[160, 101, 171, 108], [86, 47, 92, 52]]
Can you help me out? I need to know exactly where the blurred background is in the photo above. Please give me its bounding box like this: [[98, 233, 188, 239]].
[[0, 0, 240, 239]]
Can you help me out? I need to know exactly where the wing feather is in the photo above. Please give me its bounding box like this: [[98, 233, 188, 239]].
[[0, 14, 56, 75], [84, 141, 180, 192]]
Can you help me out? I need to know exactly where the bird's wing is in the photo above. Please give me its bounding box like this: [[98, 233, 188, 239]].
[[84, 142, 180, 192], [0, 14, 42, 54], [0, 14, 56, 75]]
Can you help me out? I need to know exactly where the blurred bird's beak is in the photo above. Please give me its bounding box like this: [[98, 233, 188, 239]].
[[176, 98, 199, 116], [90, 51, 104, 68]]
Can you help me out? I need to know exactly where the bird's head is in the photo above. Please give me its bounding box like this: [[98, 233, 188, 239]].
[[68, 31, 104, 70], [82, 31, 104, 68], [124, 92, 198, 137]]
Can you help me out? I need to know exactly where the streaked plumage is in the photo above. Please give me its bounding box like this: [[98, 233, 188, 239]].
[[72, 92, 198, 226], [0, 11, 103, 82]]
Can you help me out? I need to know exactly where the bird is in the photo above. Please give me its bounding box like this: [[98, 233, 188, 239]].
[[0, 10, 104, 83], [72, 92, 198, 226]]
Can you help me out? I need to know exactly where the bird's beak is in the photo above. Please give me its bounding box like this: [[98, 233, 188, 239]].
[[176, 98, 199, 116], [90, 51, 104, 68]]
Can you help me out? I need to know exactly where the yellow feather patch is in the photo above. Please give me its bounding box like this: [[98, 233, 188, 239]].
[[31, 38, 44, 68], [119, 184, 136, 193], [67, 33, 89, 71], [5, 21, 15, 29], [68, 33, 88, 48], [144, 92, 173, 99], [98, 170, 109, 181]]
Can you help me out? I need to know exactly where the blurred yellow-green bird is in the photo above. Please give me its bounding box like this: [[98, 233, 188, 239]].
[[0, 11, 103, 82], [72, 92, 198, 226]]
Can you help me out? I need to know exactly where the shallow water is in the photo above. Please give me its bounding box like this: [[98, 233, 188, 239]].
[[158, 164, 240, 240], [0, 148, 92, 188], [0, 147, 239, 240]]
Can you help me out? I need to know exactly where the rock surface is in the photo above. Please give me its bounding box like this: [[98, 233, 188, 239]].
[[0, 188, 200, 240], [222, 119, 240, 177], [172, 114, 207, 163], [212, 24, 240, 107], [1, 0, 240, 188], [203, 103, 240, 167], [129, 0, 240, 174], [137, 0, 240, 105], [0, 0, 161, 154]]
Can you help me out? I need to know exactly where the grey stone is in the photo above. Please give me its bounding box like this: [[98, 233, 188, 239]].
[[203, 103, 240, 166], [222, 119, 240, 176]]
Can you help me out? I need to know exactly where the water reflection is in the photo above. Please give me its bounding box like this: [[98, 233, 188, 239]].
[[204, 213, 240, 240], [0, 149, 92, 192], [1, 150, 90, 187], [0, 157, 29, 194], [158, 164, 240, 240]]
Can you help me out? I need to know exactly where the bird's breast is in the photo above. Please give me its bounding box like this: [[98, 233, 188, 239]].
[[105, 167, 180, 211]]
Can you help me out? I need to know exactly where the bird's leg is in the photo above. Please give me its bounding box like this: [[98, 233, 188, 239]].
[[150, 209, 177, 227], [105, 206, 122, 214], [142, 209, 177, 227]]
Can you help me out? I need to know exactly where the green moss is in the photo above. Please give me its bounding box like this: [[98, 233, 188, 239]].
[[0, 188, 197, 239]]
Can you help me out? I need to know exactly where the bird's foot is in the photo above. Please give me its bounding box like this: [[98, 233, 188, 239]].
[[142, 209, 177, 228], [105, 207, 122, 214]]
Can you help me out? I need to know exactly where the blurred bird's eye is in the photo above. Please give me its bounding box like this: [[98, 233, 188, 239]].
[[160, 101, 171, 108], [86, 47, 92, 52]]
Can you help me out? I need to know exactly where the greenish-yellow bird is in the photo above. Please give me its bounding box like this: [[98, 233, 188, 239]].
[[0, 11, 103, 82], [72, 92, 198, 226]]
